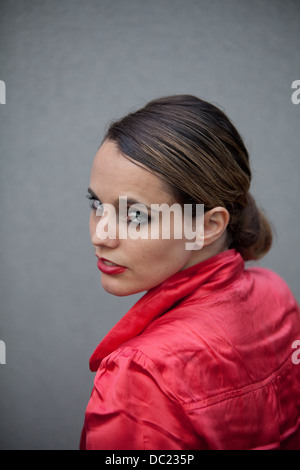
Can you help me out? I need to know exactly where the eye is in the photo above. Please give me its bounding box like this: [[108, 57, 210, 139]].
[[86, 194, 104, 216], [127, 209, 149, 225]]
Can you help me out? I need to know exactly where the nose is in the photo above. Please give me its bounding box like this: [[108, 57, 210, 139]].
[[90, 212, 120, 249]]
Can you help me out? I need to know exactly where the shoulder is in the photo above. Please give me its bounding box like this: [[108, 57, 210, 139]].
[[97, 311, 227, 405], [246, 265, 299, 307], [96, 266, 299, 406], [88, 346, 200, 450], [246, 264, 291, 286], [94, 346, 183, 407]]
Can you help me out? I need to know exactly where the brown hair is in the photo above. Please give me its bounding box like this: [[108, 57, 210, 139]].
[[104, 94, 272, 261]]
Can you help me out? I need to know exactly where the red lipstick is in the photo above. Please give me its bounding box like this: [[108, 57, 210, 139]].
[[97, 257, 127, 275]]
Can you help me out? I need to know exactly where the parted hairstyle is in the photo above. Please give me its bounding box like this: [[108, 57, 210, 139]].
[[103, 94, 272, 261]]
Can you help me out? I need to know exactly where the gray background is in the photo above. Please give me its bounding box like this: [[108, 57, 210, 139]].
[[0, 0, 299, 450]]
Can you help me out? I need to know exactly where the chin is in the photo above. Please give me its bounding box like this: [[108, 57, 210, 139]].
[[100, 277, 137, 297], [101, 274, 158, 297]]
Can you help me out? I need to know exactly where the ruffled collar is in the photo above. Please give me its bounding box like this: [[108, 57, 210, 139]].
[[89, 249, 244, 371]]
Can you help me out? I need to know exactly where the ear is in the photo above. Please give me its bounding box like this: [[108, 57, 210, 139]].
[[203, 207, 230, 247]]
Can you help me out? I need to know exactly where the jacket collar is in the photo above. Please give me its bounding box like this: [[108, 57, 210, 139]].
[[89, 249, 244, 371]]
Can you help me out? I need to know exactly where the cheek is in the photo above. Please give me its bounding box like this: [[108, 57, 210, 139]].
[[100, 239, 192, 296], [129, 238, 191, 272]]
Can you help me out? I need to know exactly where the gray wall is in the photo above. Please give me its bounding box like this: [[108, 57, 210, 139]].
[[0, 0, 299, 450]]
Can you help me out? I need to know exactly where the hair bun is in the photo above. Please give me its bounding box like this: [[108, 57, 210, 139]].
[[229, 193, 273, 261]]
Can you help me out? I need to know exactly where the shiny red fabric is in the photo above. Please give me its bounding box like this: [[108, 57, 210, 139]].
[[80, 250, 300, 450]]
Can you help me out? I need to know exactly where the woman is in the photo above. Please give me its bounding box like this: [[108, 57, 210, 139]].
[[80, 95, 300, 450]]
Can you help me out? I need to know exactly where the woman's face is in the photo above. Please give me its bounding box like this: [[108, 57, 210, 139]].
[[89, 140, 201, 296]]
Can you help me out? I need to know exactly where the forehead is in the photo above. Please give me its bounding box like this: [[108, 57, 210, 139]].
[[90, 140, 173, 204]]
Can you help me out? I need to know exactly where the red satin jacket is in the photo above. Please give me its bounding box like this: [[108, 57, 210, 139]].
[[80, 250, 300, 450]]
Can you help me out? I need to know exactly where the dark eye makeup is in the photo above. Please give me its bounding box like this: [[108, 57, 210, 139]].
[[86, 192, 151, 225]]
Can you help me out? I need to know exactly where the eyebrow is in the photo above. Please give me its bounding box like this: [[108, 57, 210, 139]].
[[87, 187, 152, 211]]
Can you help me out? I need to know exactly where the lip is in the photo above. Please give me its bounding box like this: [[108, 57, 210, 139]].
[[96, 257, 127, 275]]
